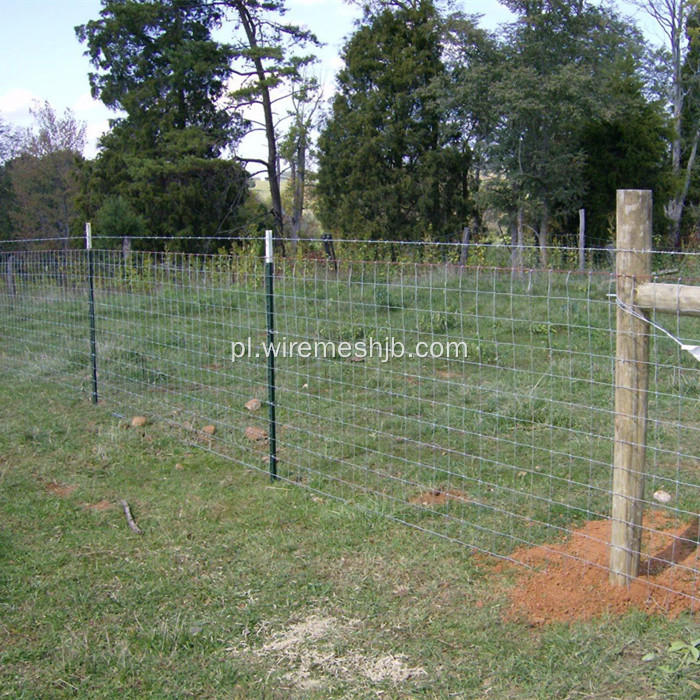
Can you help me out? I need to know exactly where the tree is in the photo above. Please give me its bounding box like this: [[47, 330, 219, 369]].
[[633, 0, 700, 248], [76, 0, 252, 251], [225, 0, 320, 248], [489, 0, 656, 265], [5, 102, 86, 247], [0, 117, 19, 241], [77, 0, 239, 151], [0, 116, 19, 165], [317, 0, 470, 243], [279, 72, 322, 251], [577, 67, 670, 248], [94, 195, 146, 248], [21, 100, 86, 157], [440, 13, 502, 238]]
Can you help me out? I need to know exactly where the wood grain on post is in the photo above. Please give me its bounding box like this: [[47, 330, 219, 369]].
[[610, 190, 652, 586], [636, 283, 700, 317]]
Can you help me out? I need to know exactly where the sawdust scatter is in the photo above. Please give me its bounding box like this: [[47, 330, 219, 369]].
[[239, 613, 426, 691]]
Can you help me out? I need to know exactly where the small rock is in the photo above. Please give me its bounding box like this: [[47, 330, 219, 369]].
[[245, 398, 262, 412], [202, 425, 216, 436], [245, 426, 268, 442], [131, 416, 148, 428], [653, 489, 672, 504]]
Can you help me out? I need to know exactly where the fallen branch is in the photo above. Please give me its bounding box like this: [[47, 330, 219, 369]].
[[119, 499, 143, 535]]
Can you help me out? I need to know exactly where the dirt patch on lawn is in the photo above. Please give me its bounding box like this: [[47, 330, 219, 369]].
[[410, 489, 472, 507], [84, 499, 112, 511], [43, 481, 76, 498], [501, 510, 700, 625]]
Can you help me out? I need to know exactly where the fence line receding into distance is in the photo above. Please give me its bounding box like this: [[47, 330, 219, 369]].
[[1, 223, 700, 613]]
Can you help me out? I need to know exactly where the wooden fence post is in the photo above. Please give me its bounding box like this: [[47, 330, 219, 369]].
[[610, 190, 652, 585], [5, 254, 16, 297], [459, 226, 470, 266], [578, 209, 586, 271]]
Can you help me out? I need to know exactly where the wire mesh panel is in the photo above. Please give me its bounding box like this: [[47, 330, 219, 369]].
[[0, 250, 89, 395], [268, 259, 621, 560], [90, 250, 270, 473], [643, 286, 700, 594], [1, 240, 699, 612]]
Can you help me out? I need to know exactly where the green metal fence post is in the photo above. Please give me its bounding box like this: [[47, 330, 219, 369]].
[[86, 223, 99, 405], [265, 229, 278, 480]]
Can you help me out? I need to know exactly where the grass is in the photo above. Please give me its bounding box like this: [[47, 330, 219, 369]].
[[2, 249, 700, 694], [1, 372, 700, 697]]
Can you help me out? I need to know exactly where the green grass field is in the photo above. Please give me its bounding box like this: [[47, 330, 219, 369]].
[[1, 249, 700, 696], [1, 368, 700, 697]]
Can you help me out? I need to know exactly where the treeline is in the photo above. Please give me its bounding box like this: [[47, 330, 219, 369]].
[[0, 0, 698, 254]]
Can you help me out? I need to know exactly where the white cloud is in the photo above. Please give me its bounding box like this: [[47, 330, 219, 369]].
[[84, 119, 110, 158], [73, 92, 103, 114], [0, 88, 37, 122]]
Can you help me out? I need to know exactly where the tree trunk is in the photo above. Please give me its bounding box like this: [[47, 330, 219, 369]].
[[233, 0, 285, 253], [511, 207, 524, 270], [290, 134, 306, 253], [668, 127, 700, 250]]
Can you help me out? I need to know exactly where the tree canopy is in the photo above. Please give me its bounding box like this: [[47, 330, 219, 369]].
[[317, 0, 470, 242], [75, 0, 251, 251], [0, 103, 87, 247], [0, 0, 690, 254]]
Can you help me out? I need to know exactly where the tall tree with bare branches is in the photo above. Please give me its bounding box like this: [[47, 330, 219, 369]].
[[635, 0, 700, 247], [225, 0, 319, 248]]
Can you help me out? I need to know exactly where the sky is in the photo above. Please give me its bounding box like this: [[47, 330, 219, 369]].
[[0, 0, 661, 161]]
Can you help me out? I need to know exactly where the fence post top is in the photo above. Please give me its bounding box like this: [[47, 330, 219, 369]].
[[265, 229, 273, 264]]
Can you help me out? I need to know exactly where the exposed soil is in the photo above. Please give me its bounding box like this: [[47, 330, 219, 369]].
[[43, 481, 76, 497], [84, 499, 112, 511], [410, 489, 472, 507], [500, 510, 700, 625]]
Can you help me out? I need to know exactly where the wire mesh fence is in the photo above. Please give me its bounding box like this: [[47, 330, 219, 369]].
[[1, 238, 699, 613]]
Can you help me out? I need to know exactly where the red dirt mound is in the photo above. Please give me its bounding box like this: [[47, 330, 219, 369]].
[[501, 511, 700, 625]]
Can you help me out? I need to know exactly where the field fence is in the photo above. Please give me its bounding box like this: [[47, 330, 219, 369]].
[[1, 237, 700, 613]]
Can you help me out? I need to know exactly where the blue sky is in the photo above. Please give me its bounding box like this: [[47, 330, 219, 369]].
[[0, 0, 656, 160], [0, 0, 363, 156]]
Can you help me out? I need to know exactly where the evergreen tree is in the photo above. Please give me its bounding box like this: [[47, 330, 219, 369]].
[[577, 68, 670, 248], [317, 0, 470, 243], [76, 0, 251, 251]]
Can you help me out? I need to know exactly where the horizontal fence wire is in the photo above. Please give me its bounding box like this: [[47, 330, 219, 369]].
[[1, 241, 699, 612]]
